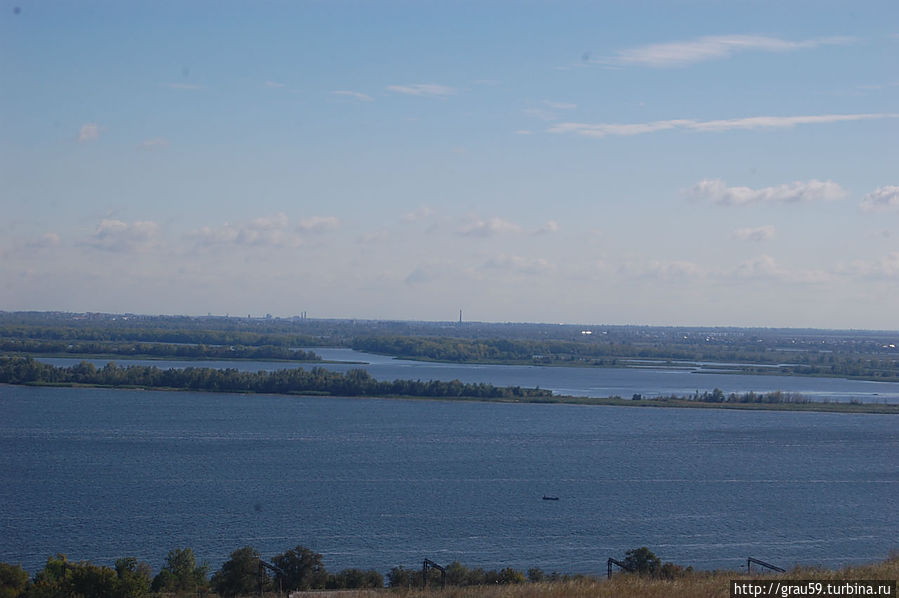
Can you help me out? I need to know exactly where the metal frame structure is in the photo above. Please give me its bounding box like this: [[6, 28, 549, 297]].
[[747, 557, 785, 574], [607, 557, 633, 579], [258, 559, 285, 597], [422, 558, 447, 589]]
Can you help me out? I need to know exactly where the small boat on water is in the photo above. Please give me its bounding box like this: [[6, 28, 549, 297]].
[[542, 495, 559, 501]]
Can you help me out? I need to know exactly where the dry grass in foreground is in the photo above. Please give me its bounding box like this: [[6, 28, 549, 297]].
[[288, 555, 898, 598]]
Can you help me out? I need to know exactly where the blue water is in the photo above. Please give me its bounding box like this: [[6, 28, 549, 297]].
[[1, 384, 896, 577], [36, 347, 899, 403]]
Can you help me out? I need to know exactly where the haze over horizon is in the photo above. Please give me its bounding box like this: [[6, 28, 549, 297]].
[[2, 1, 897, 329]]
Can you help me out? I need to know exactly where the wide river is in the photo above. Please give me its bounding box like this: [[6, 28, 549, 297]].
[[1, 383, 896, 577], [36, 347, 899, 403]]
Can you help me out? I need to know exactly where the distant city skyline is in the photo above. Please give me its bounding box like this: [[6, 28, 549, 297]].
[[2, 1, 897, 329]]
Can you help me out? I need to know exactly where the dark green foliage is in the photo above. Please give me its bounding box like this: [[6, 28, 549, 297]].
[[113, 558, 151, 598], [325, 568, 383, 589], [26, 554, 71, 598], [271, 546, 326, 592], [0, 564, 29, 598], [211, 547, 262, 597], [0, 356, 553, 400], [526, 567, 545, 583], [21, 554, 142, 598], [659, 561, 693, 580], [386, 566, 415, 588], [386, 562, 529, 588], [624, 547, 661, 576], [150, 548, 207, 595], [0, 339, 319, 362]]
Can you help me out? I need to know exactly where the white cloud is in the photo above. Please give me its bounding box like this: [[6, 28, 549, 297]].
[[733, 254, 787, 279], [191, 213, 329, 248], [543, 100, 576, 110], [600, 35, 853, 68], [332, 90, 374, 102], [29, 232, 61, 248], [687, 179, 847, 206], [386, 83, 456, 97], [264, 80, 286, 88], [78, 123, 100, 142], [548, 113, 899, 138], [533, 220, 560, 235], [457, 217, 522, 237], [89, 219, 160, 253], [515, 130, 533, 135], [402, 205, 435, 223], [733, 225, 776, 241], [839, 253, 899, 280], [297, 216, 340, 233], [646, 260, 705, 280], [860, 186, 899, 212]]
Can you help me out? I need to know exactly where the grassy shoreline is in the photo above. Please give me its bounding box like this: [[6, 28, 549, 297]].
[[276, 557, 899, 598]]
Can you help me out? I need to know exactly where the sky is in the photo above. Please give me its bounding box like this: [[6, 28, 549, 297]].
[[1, 1, 898, 329]]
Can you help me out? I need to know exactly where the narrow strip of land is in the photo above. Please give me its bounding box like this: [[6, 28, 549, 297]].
[[2, 355, 896, 414]]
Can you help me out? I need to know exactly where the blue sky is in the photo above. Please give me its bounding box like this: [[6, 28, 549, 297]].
[[2, 1, 898, 328]]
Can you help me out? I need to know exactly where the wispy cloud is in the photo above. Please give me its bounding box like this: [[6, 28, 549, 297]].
[[297, 216, 340, 233], [482, 255, 553, 275], [88, 219, 160, 253], [733, 254, 787, 280], [387, 83, 456, 97], [841, 252, 899, 280], [860, 186, 899, 212], [533, 220, 560, 235], [599, 34, 854, 68], [543, 100, 576, 110], [402, 205, 435, 223], [548, 113, 899, 138], [457, 217, 522, 237], [78, 123, 100, 143], [264, 80, 286, 88], [332, 90, 374, 102], [28, 232, 61, 249], [189, 213, 334, 248], [139, 138, 169, 150], [687, 179, 847, 206], [733, 225, 776, 241]]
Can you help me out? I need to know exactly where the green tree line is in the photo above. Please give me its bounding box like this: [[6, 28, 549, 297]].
[[0, 355, 552, 400], [0, 340, 319, 362], [0, 326, 323, 349], [352, 335, 899, 380], [0, 546, 692, 598]]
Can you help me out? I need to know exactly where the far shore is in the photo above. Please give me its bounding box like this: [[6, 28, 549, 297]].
[[6, 381, 898, 415]]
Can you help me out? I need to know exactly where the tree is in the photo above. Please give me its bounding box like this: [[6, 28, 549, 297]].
[[526, 567, 545, 583], [151, 548, 208, 595], [26, 553, 71, 598], [271, 546, 326, 591], [212, 547, 263, 598], [386, 567, 414, 588], [0, 564, 29, 598], [623, 547, 661, 576], [67, 562, 116, 598], [113, 558, 151, 598]]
